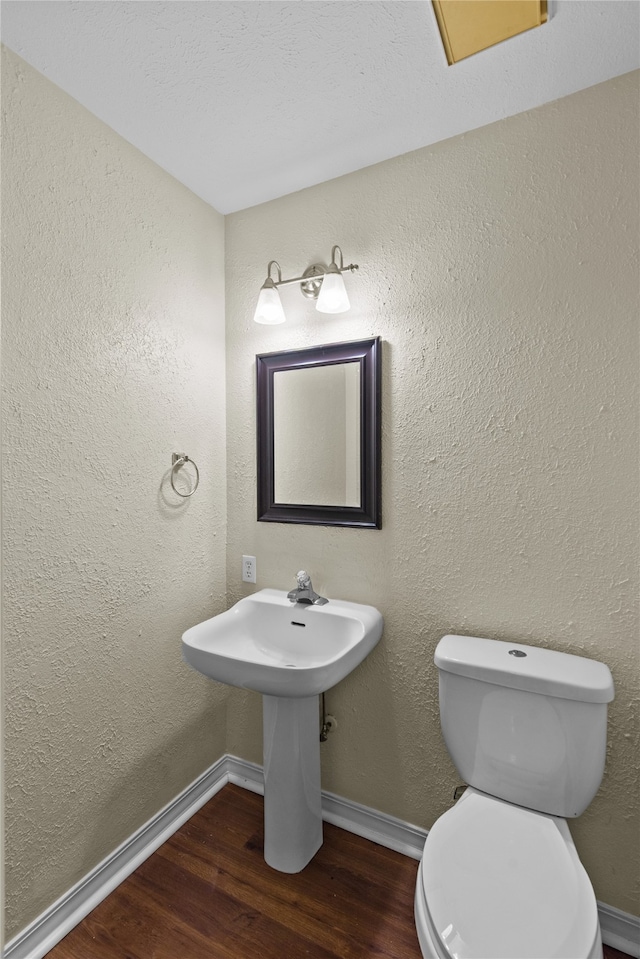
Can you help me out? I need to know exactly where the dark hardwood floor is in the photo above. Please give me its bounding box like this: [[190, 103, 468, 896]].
[[47, 784, 421, 958], [46, 783, 633, 959]]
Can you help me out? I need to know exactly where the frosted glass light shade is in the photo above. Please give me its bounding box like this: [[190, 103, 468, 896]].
[[316, 270, 350, 314], [254, 285, 286, 324]]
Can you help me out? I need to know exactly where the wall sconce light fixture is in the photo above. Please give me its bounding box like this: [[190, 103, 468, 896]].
[[254, 245, 358, 324]]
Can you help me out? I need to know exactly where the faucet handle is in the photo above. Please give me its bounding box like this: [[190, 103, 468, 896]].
[[296, 570, 311, 588]]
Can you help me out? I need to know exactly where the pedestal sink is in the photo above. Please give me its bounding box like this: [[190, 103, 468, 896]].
[[182, 588, 383, 872]]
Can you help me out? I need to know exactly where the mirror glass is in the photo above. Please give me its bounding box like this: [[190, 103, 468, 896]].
[[256, 337, 381, 528], [273, 363, 360, 507]]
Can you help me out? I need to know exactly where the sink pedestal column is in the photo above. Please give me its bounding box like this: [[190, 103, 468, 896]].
[[262, 694, 323, 873]]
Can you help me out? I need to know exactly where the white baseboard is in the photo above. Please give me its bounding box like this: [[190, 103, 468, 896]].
[[223, 754, 429, 858], [322, 787, 427, 859], [598, 901, 640, 958], [4, 754, 638, 959]]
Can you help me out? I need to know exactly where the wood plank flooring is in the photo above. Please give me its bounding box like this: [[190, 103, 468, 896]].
[[46, 783, 633, 959]]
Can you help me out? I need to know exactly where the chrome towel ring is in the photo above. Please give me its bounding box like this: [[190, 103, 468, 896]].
[[171, 453, 200, 498]]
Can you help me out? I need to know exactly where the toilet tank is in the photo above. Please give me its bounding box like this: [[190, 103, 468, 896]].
[[435, 634, 614, 818]]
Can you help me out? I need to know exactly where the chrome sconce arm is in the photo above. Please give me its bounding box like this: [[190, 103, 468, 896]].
[[254, 245, 358, 324]]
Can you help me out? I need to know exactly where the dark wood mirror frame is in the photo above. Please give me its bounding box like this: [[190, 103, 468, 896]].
[[256, 337, 381, 528]]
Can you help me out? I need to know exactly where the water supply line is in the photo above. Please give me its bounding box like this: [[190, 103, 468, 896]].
[[320, 693, 337, 742]]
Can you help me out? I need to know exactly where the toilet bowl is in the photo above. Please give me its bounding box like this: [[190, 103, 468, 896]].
[[414, 788, 602, 959], [414, 634, 614, 959]]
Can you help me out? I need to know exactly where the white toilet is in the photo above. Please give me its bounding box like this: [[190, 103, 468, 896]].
[[415, 633, 614, 959]]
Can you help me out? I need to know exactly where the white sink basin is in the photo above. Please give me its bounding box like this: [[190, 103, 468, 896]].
[[182, 588, 383, 697]]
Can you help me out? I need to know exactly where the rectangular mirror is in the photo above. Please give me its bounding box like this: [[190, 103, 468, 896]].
[[256, 337, 381, 527]]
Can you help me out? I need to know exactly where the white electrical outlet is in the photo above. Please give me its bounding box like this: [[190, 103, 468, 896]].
[[242, 554, 256, 583]]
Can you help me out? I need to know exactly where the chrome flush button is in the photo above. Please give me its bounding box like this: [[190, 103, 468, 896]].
[[509, 649, 527, 657]]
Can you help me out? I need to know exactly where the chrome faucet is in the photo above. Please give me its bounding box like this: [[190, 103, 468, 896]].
[[287, 570, 328, 606]]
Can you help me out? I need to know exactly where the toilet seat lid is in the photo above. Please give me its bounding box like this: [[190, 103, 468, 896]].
[[421, 790, 598, 959]]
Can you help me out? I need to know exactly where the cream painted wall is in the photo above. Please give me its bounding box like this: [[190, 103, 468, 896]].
[[1, 48, 228, 938], [225, 72, 639, 915]]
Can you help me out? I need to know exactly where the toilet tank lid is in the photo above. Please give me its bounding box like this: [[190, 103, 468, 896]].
[[435, 634, 614, 703]]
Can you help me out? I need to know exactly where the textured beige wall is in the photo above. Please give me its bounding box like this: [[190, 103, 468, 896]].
[[2, 48, 229, 937], [225, 72, 639, 914]]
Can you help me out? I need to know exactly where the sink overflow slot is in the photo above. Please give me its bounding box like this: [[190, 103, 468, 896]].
[[291, 621, 306, 627]]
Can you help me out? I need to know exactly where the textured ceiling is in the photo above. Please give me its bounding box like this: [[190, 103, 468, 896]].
[[2, 1, 638, 214]]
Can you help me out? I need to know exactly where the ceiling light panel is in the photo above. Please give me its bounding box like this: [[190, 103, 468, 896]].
[[433, 1, 548, 65]]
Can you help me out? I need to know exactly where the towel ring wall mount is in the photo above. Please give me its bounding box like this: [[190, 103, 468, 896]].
[[171, 453, 200, 498]]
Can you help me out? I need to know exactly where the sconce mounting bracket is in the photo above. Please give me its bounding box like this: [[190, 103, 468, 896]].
[[300, 265, 325, 299]]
